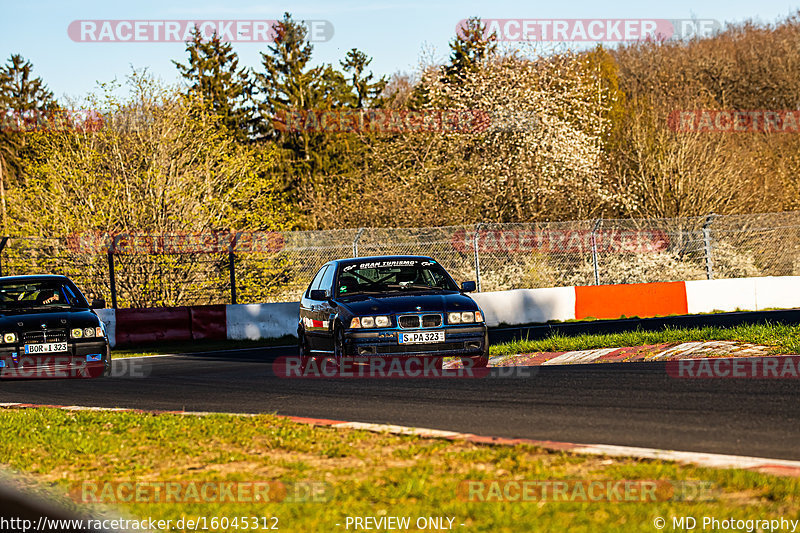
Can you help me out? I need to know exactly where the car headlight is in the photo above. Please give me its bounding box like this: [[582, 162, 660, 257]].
[[2, 332, 17, 344], [95, 326, 104, 338], [71, 328, 83, 339], [84, 327, 95, 338], [448, 311, 483, 324], [350, 316, 391, 329]]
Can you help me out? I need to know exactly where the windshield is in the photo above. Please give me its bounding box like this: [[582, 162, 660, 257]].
[[0, 279, 88, 311], [337, 259, 459, 295]]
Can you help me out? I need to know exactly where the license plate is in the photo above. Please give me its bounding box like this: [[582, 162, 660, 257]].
[[24, 342, 68, 354], [399, 331, 445, 344]]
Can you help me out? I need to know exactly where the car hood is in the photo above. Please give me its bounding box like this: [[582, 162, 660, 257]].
[[0, 309, 101, 331], [336, 291, 479, 315]]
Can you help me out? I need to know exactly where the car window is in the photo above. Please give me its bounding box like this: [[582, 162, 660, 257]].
[[0, 279, 87, 310], [337, 259, 458, 295], [319, 264, 336, 296], [306, 265, 329, 297]]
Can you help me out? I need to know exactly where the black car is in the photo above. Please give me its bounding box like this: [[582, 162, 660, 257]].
[[0, 275, 110, 378], [298, 256, 489, 370]]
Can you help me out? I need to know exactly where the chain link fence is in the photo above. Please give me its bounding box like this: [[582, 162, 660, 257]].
[[1, 211, 799, 309]]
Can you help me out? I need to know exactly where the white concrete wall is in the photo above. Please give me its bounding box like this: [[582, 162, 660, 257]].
[[685, 276, 800, 314], [226, 302, 300, 341], [754, 276, 800, 310], [684, 278, 758, 314], [472, 287, 576, 327]]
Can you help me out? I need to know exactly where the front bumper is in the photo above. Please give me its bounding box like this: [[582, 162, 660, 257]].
[[343, 325, 488, 357], [0, 341, 110, 378]]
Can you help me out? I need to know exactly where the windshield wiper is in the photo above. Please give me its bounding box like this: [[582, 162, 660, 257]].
[[388, 284, 441, 290]]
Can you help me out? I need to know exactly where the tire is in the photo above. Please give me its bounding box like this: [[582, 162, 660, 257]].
[[333, 326, 345, 370], [299, 329, 312, 372]]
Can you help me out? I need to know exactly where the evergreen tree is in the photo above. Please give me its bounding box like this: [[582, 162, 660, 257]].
[[340, 48, 387, 108], [445, 17, 498, 81], [254, 12, 319, 134], [173, 30, 255, 141], [0, 54, 57, 232]]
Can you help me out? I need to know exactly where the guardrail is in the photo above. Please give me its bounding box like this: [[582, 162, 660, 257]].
[[97, 276, 800, 348]]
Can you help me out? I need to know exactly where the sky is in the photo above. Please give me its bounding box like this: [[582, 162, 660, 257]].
[[1, 0, 799, 104]]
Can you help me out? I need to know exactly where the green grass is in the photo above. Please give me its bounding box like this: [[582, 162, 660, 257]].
[[0, 408, 797, 532], [490, 322, 800, 356], [112, 336, 297, 358]]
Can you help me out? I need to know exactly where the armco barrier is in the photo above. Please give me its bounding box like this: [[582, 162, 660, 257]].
[[96, 276, 800, 348], [226, 302, 299, 341], [472, 287, 574, 327], [575, 281, 688, 320], [113, 305, 226, 346], [685, 278, 758, 315]]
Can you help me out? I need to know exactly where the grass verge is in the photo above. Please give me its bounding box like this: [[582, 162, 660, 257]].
[[0, 408, 797, 532], [490, 323, 800, 356]]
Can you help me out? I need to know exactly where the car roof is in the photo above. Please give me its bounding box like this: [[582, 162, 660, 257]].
[[0, 275, 71, 283], [333, 255, 436, 267]]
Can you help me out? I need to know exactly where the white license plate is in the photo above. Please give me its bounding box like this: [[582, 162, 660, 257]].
[[24, 342, 68, 354], [399, 331, 445, 344]]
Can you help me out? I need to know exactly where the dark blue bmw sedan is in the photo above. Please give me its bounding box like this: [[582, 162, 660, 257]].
[[298, 256, 489, 370]]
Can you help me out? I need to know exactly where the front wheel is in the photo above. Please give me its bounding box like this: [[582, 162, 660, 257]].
[[333, 327, 345, 369], [299, 329, 313, 371]]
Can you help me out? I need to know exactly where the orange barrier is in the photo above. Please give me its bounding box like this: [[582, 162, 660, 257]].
[[575, 282, 688, 320]]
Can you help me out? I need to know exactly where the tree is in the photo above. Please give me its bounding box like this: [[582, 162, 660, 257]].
[[173, 30, 255, 141], [445, 17, 498, 81], [254, 13, 364, 226], [340, 48, 387, 108], [0, 54, 57, 233], [254, 13, 319, 135], [12, 72, 297, 306]]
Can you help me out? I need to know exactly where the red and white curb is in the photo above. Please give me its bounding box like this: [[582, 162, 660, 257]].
[[444, 341, 777, 369], [2, 403, 800, 477]]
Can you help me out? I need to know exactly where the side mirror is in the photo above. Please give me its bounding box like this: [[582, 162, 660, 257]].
[[309, 289, 328, 301], [461, 281, 477, 293], [90, 298, 106, 309]]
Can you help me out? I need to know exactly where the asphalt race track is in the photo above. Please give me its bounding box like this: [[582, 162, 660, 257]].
[[2, 346, 799, 462]]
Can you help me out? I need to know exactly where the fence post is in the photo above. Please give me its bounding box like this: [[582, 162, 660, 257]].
[[702, 213, 716, 280], [591, 219, 602, 285], [229, 250, 237, 305], [229, 233, 240, 305], [107, 237, 118, 309], [473, 223, 483, 292], [352, 228, 365, 258], [0, 237, 7, 277]]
